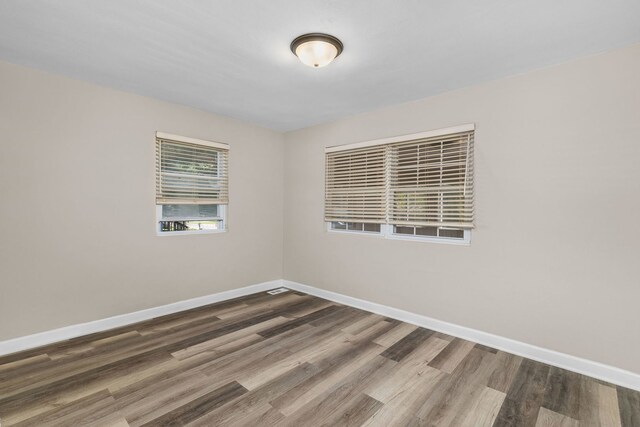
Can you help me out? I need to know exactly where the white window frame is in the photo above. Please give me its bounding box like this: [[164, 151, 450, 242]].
[[156, 204, 227, 236], [326, 221, 470, 245], [325, 124, 474, 246], [155, 132, 229, 236]]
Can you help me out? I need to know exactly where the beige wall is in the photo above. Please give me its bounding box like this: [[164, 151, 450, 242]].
[[283, 44, 640, 373], [2, 44, 639, 374], [0, 61, 284, 340]]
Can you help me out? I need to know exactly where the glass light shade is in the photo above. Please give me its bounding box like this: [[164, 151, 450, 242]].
[[295, 40, 339, 68], [291, 34, 343, 68]]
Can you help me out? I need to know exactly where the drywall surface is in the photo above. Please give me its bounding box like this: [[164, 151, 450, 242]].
[[0, 61, 284, 340], [283, 44, 640, 373]]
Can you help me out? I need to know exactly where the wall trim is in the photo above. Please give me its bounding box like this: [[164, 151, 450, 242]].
[[0, 280, 280, 357], [282, 280, 640, 391]]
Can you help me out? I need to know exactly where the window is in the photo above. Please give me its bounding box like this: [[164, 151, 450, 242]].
[[155, 132, 229, 234], [329, 221, 382, 233], [325, 124, 474, 243]]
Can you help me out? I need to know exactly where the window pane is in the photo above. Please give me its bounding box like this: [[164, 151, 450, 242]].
[[159, 219, 223, 232], [162, 204, 218, 219], [363, 223, 381, 232], [387, 131, 474, 229], [438, 228, 464, 238], [394, 226, 415, 235], [330, 221, 380, 233], [415, 226, 438, 236]]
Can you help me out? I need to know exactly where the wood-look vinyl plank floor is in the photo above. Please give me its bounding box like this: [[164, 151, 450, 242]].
[[0, 290, 638, 426]]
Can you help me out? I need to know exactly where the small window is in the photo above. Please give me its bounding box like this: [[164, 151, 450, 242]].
[[155, 132, 229, 235], [392, 225, 469, 242], [157, 204, 225, 233], [330, 221, 381, 233]]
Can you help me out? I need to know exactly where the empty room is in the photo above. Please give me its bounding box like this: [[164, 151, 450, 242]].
[[1, 1, 639, 426]]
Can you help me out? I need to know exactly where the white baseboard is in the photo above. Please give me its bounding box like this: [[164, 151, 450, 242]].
[[0, 280, 281, 357], [282, 280, 640, 391], [2, 278, 638, 392]]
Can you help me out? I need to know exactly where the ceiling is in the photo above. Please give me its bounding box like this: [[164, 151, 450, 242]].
[[0, 1, 639, 131]]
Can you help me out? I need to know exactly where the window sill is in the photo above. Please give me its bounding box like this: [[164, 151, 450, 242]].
[[326, 228, 384, 238], [156, 229, 228, 237], [386, 233, 470, 246]]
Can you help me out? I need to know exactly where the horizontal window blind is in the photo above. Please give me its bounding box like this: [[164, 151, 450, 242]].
[[325, 145, 387, 224], [389, 131, 474, 228], [325, 126, 474, 229], [156, 135, 229, 205]]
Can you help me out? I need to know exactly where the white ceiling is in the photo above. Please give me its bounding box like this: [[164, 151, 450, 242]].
[[1, 1, 639, 131]]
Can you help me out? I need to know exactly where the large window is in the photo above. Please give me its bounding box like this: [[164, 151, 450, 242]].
[[325, 124, 474, 243], [155, 132, 229, 235]]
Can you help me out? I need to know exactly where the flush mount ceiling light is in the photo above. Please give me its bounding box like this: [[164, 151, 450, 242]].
[[290, 33, 343, 68]]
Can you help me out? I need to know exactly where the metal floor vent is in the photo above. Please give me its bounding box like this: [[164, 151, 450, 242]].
[[267, 288, 289, 295]]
